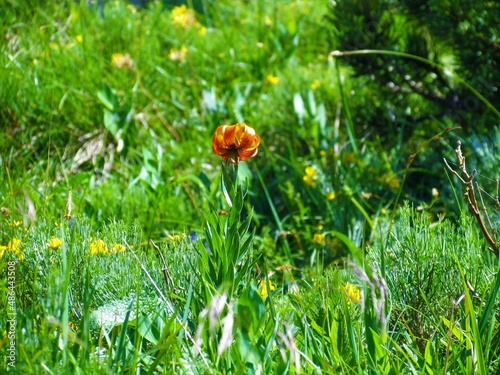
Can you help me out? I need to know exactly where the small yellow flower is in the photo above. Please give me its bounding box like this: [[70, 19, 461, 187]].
[[47, 237, 64, 250], [69, 321, 79, 332], [257, 279, 276, 300], [111, 53, 134, 70], [112, 244, 125, 253], [8, 238, 21, 252], [310, 79, 322, 90], [377, 172, 401, 190], [326, 191, 336, 200], [2, 238, 23, 260], [89, 239, 108, 256], [76, 35, 83, 43], [313, 233, 326, 245], [9, 221, 22, 228], [198, 26, 207, 36], [171, 5, 198, 28], [264, 17, 273, 26], [342, 152, 358, 164], [343, 282, 361, 304], [168, 233, 186, 242], [168, 46, 188, 62], [303, 166, 319, 187], [265, 74, 280, 85]]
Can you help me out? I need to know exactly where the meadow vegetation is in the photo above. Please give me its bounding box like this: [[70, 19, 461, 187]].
[[1, 0, 500, 373]]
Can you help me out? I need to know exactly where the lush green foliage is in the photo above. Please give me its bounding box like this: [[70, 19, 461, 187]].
[[1, 0, 500, 373]]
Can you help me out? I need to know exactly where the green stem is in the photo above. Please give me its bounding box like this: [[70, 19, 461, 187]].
[[255, 168, 295, 266], [221, 162, 239, 207], [330, 49, 500, 119], [332, 57, 360, 155]]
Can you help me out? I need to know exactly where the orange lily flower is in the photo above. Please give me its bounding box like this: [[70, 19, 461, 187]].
[[212, 123, 260, 164]]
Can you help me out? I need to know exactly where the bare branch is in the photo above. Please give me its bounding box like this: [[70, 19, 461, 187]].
[[443, 158, 467, 185], [444, 141, 499, 257]]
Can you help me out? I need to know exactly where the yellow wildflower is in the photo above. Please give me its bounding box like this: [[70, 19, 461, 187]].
[[343, 282, 361, 304], [69, 321, 79, 332], [265, 74, 280, 85], [9, 221, 22, 228], [171, 5, 198, 28], [326, 191, 336, 200], [168, 46, 188, 62], [303, 166, 319, 187], [257, 279, 276, 300], [1, 238, 23, 260], [168, 233, 186, 242], [89, 239, 108, 256], [342, 152, 358, 164], [112, 244, 125, 253], [47, 237, 64, 250], [111, 53, 134, 70], [313, 233, 326, 245], [198, 26, 207, 36], [310, 79, 322, 90], [8, 238, 21, 252], [264, 17, 273, 26], [76, 35, 83, 43], [377, 172, 401, 190]]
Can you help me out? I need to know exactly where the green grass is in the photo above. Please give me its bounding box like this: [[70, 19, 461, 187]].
[[2, 0, 500, 373]]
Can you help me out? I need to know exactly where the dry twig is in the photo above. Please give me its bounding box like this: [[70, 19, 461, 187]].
[[444, 141, 499, 257]]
